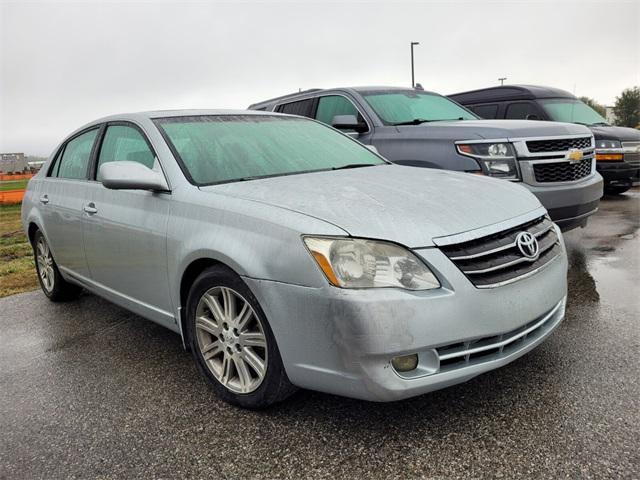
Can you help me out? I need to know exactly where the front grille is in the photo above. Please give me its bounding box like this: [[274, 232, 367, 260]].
[[440, 215, 560, 288], [526, 136, 592, 153], [622, 142, 640, 166], [436, 299, 563, 373], [533, 157, 593, 182]]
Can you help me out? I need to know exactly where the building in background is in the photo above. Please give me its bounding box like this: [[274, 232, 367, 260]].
[[0, 153, 28, 174], [605, 106, 617, 125]]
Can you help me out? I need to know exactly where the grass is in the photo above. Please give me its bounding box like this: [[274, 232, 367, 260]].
[[0, 179, 29, 191], [0, 204, 38, 297]]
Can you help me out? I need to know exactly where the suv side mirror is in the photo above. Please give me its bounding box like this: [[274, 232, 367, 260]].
[[100, 161, 169, 192], [526, 114, 540, 121], [331, 115, 368, 133]]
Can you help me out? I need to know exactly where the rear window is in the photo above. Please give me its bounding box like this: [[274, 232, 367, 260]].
[[470, 104, 499, 119], [154, 115, 384, 185], [276, 99, 315, 117]]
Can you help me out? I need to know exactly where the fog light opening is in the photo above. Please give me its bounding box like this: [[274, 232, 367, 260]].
[[391, 354, 419, 373]]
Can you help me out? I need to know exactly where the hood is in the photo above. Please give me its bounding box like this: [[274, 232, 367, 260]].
[[202, 165, 542, 248], [394, 119, 591, 141], [589, 125, 640, 143]]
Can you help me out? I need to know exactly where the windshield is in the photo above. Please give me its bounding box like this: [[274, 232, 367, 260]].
[[539, 99, 608, 126], [154, 115, 384, 185], [362, 91, 477, 124]]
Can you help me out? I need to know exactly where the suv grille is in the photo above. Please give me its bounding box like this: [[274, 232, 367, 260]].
[[440, 215, 560, 288], [526, 136, 592, 153], [623, 142, 640, 166], [533, 157, 593, 183]]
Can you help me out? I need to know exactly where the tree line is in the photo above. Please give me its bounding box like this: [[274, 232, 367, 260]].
[[580, 86, 640, 128]]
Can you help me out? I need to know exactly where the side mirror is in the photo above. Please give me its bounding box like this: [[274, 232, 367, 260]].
[[526, 114, 540, 121], [331, 115, 368, 133], [99, 161, 169, 192]]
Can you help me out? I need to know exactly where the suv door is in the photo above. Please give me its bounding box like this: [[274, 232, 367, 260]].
[[82, 122, 174, 326], [39, 128, 98, 278]]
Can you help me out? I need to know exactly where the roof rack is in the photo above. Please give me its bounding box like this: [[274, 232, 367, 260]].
[[249, 88, 322, 108]]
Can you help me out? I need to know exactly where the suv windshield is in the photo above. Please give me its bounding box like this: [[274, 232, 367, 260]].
[[539, 99, 608, 126], [154, 115, 384, 185], [362, 90, 477, 125]]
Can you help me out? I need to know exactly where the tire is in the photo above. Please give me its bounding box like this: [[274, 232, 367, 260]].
[[604, 185, 631, 195], [185, 265, 296, 409], [33, 230, 82, 302]]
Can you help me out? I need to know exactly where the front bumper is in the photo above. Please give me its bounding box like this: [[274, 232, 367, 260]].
[[521, 172, 603, 231], [597, 161, 640, 187], [243, 237, 568, 402]]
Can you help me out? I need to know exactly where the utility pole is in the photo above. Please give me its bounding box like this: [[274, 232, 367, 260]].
[[498, 77, 507, 86], [411, 42, 420, 87]]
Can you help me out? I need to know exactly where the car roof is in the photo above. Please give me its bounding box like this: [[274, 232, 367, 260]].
[[249, 86, 440, 109], [448, 85, 577, 103]]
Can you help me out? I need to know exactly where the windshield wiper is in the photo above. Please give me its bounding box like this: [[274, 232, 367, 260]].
[[590, 122, 610, 126], [332, 163, 379, 170], [391, 118, 432, 126]]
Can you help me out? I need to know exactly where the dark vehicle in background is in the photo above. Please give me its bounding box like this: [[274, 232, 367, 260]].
[[449, 85, 640, 195], [250, 87, 603, 230]]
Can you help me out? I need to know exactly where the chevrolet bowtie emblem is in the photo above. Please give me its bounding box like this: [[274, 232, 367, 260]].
[[566, 148, 583, 163]]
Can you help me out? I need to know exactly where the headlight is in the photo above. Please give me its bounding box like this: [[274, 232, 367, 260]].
[[596, 140, 621, 149], [303, 237, 440, 290], [456, 142, 519, 180]]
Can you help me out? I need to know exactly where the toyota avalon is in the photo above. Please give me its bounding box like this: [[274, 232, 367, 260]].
[[22, 110, 567, 408]]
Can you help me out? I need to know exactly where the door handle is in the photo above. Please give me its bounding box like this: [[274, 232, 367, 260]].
[[39, 195, 49, 205], [83, 203, 98, 215]]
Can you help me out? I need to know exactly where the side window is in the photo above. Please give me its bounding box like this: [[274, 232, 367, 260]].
[[505, 102, 539, 120], [276, 99, 315, 117], [56, 129, 98, 180], [47, 146, 65, 177], [96, 125, 155, 181], [315, 95, 364, 128], [470, 104, 499, 119]]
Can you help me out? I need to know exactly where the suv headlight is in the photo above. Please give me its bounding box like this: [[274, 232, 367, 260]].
[[456, 142, 519, 179], [596, 140, 621, 149], [303, 237, 440, 290]]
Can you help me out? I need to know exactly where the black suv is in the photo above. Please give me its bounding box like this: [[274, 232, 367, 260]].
[[449, 85, 640, 194]]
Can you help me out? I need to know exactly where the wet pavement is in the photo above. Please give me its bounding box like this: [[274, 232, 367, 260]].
[[1, 190, 639, 479]]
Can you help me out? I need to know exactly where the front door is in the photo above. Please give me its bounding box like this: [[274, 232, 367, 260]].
[[82, 123, 174, 326]]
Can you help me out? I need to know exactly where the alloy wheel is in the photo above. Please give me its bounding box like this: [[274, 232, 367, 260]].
[[36, 236, 55, 292], [195, 286, 268, 394]]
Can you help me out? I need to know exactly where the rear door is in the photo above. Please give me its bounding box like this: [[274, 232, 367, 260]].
[[82, 122, 174, 325], [38, 128, 99, 278]]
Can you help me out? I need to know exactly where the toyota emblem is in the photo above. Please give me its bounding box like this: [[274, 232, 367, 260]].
[[515, 231, 539, 260]]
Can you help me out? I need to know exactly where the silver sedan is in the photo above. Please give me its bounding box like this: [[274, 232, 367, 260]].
[[22, 110, 567, 408]]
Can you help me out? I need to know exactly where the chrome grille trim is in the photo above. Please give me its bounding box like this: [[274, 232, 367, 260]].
[[436, 298, 564, 371], [440, 215, 561, 288], [532, 156, 594, 183], [449, 224, 553, 261]]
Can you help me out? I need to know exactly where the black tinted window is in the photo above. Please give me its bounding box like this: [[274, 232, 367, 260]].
[[55, 129, 98, 180], [276, 99, 315, 117], [505, 102, 539, 120], [471, 104, 499, 119]]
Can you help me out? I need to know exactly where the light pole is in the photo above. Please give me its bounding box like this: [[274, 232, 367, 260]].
[[498, 77, 507, 86], [411, 42, 420, 87]]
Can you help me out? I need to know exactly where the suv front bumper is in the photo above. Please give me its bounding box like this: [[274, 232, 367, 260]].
[[522, 173, 603, 231]]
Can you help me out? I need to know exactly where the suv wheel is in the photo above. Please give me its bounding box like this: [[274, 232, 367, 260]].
[[186, 266, 296, 408], [33, 230, 82, 302]]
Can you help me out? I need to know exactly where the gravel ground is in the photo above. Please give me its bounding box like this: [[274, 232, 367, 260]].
[[1, 191, 638, 479]]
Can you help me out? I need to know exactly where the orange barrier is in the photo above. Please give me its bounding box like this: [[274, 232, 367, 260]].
[[0, 173, 34, 181], [0, 189, 25, 204]]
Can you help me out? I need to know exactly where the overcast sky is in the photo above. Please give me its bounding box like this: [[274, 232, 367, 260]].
[[1, 0, 638, 156]]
